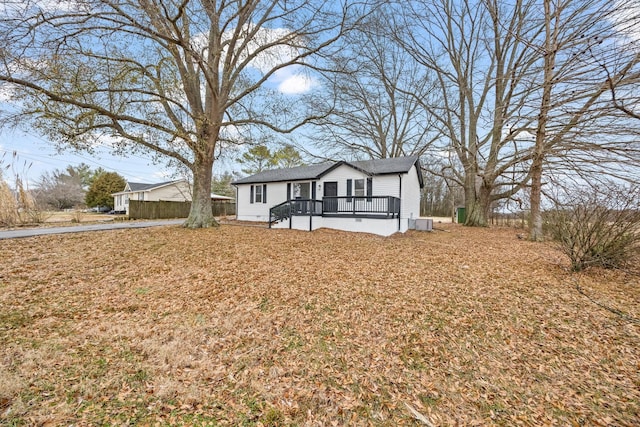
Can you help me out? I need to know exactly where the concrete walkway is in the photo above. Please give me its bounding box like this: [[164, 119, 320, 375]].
[[0, 219, 185, 240]]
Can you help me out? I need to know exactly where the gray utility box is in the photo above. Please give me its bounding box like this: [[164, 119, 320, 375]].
[[415, 218, 433, 231]]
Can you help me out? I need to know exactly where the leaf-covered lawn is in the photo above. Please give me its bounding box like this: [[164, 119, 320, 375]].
[[1, 224, 638, 426]]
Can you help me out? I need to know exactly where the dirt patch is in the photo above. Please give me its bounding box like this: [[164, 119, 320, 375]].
[[44, 211, 115, 223], [0, 224, 638, 425], [0, 211, 120, 231]]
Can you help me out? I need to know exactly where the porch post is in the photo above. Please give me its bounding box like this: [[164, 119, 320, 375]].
[[398, 174, 402, 231]]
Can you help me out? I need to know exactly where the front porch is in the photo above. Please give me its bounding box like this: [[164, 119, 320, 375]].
[[269, 196, 401, 234]]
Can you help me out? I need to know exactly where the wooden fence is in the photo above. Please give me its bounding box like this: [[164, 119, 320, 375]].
[[129, 200, 236, 220]]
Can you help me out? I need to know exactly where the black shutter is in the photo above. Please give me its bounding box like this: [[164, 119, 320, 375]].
[[250, 185, 254, 204], [287, 183, 291, 201], [366, 177, 372, 201], [346, 179, 352, 202], [311, 181, 316, 199], [263, 184, 267, 204]]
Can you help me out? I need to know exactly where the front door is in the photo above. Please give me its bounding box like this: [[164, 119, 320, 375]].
[[323, 181, 338, 212]]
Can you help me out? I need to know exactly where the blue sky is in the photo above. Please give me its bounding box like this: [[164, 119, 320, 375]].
[[0, 128, 178, 184], [0, 65, 313, 186]]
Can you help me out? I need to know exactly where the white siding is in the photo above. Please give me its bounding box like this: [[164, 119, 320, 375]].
[[320, 167, 403, 199], [400, 165, 421, 232], [236, 182, 288, 221], [372, 174, 401, 198], [113, 194, 127, 212], [290, 215, 320, 231], [319, 165, 369, 197], [113, 181, 192, 214], [320, 217, 398, 236], [147, 181, 192, 202], [273, 216, 398, 237]]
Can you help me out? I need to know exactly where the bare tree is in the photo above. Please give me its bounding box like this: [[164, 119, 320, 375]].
[[34, 168, 85, 209], [0, 0, 359, 228], [524, 0, 640, 240], [393, 0, 640, 229], [310, 9, 438, 161], [394, 0, 545, 226]]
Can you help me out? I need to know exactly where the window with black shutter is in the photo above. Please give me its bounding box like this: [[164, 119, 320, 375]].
[[255, 185, 263, 203], [354, 179, 365, 197]]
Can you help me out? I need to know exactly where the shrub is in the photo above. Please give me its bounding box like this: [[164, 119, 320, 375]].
[[545, 184, 640, 271], [85, 172, 125, 209], [0, 153, 48, 226], [71, 210, 83, 223], [0, 177, 18, 226]]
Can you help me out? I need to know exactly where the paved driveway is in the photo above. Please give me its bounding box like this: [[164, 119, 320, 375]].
[[0, 219, 185, 240]]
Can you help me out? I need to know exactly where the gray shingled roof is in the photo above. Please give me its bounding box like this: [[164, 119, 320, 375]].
[[349, 156, 421, 176], [232, 162, 336, 185], [233, 156, 422, 186], [127, 180, 179, 191]]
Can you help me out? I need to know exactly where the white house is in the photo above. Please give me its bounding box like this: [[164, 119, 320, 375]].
[[112, 179, 192, 214], [232, 156, 424, 236]]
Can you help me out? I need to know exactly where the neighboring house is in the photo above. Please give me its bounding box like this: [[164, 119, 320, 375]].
[[210, 193, 236, 201], [232, 156, 424, 236], [112, 179, 192, 214]]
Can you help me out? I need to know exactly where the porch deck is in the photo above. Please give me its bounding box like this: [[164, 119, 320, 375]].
[[269, 196, 400, 227]]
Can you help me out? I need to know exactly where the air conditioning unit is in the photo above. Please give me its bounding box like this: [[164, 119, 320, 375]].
[[415, 218, 433, 231]]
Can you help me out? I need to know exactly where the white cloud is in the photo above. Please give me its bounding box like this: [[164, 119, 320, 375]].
[[191, 26, 301, 76], [277, 73, 315, 95], [271, 66, 317, 95], [244, 27, 300, 74], [35, 0, 85, 13], [192, 27, 316, 95]]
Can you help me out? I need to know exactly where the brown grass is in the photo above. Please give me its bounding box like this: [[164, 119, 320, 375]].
[[0, 224, 638, 426], [0, 211, 120, 230]]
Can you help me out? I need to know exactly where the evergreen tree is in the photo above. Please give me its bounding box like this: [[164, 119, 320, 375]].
[[85, 172, 125, 209]]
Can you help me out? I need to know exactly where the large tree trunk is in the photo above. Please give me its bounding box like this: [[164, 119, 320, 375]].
[[184, 153, 218, 229], [463, 173, 490, 227], [529, 154, 544, 241], [465, 193, 491, 227], [529, 0, 555, 242], [465, 199, 487, 227]]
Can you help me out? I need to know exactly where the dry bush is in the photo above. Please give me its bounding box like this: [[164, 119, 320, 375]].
[[0, 177, 18, 226], [546, 183, 640, 271], [16, 181, 49, 224], [70, 210, 83, 223], [0, 153, 48, 226]]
